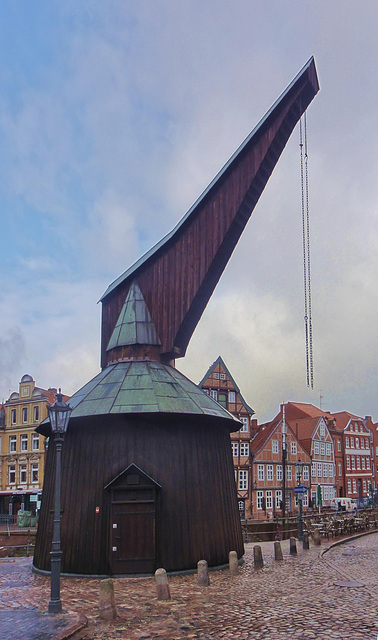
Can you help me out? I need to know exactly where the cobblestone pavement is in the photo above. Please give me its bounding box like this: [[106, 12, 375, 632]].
[[1, 534, 378, 639]]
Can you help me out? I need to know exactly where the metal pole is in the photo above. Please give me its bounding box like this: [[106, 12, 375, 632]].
[[298, 496, 303, 541], [48, 434, 64, 614]]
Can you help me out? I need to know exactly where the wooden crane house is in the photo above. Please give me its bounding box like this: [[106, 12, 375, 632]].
[[34, 58, 319, 576]]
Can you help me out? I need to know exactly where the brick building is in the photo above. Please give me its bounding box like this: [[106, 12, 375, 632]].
[[198, 357, 255, 519]]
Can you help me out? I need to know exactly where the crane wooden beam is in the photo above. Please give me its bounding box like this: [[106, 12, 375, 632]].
[[100, 57, 319, 367]]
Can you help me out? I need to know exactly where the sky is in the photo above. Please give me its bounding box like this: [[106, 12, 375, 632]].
[[0, 1, 377, 424]]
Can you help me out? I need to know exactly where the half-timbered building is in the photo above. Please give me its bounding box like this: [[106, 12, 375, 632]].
[[199, 356, 255, 519]]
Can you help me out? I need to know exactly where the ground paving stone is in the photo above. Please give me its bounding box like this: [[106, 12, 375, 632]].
[[1, 534, 378, 638]]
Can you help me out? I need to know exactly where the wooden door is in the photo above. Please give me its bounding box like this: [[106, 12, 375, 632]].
[[110, 497, 156, 574]]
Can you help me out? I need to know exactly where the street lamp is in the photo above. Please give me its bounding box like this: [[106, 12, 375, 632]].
[[47, 389, 72, 614], [295, 459, 304, 541]]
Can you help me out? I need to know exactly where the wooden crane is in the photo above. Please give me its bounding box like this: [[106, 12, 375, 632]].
[[100, 57, 319, 369]]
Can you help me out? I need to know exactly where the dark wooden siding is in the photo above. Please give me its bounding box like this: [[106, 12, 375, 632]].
[[34, 414, 243, 575], [101, 60, 319, 367]]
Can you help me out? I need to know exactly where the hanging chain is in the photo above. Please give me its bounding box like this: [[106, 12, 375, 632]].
[[300, 112, 314, 389]]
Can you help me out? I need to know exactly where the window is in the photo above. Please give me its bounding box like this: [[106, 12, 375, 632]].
[[33, 406, 39, 422], [346, 456, 350, 470], [363, 479, 367, 492], [257, 464, 264, 481], [350, 436, 354, 448], [356, 457, 361, 470], [286, 466, 292, 481], [311, 461, 317, 477], [239, 417, 248, 433], [238, 470, 248, 491], [366, 439, 370, 449], [276, 465, 283, 482], [338, 462, 342, 476], [361, 438, 365, 449], [347, 479, 352, 493], [320, 442, 325, 456], [209, 390, 218, 401], [21, 434, 28, 452], [317, 462, 322, 478], [302, 493, 308, 507], [8, 465, 16, 484], [352, 479, 357, 493], [257, 490, 264, 509], [323, 463, 328, 478], [218, 393, 227, 408], [272, 439, 279, 454], [345, 436, 350, 448], [9, 436, 16, 452], [291, 441, 297, 455], [351, 456, 356, 470], [366, 457, 370, 470], [267, 465, 274, 481], [11, 409, 16, 424], [314, 441, 320, 455], [220, 373, 226, 380], [326, 443, 331, 456], [275, 490, 282, 509], [22, 407, 27, 423], [355, 437, 359, 449], [337, 440, 341, 452], [228, 391, 236, 404], [328, 464, 334, 478], [360, 424, 363, 433], [240, 443, 249, 457], [31, 464, 39, 483], [213, 372, 219, 379], [32, 434, 39, 451], [20, 465, 27, 484], [320, 421, 325, 436], [232, 442, 238, 457], [303, 466, 309, 481], [21, 386, 29, 397], [266, 490, 273, 510]]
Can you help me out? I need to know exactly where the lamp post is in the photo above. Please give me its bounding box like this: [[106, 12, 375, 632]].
[[47, 389, 72, 614], [281, 404, 287, 539], [295, 459, 304, 541]]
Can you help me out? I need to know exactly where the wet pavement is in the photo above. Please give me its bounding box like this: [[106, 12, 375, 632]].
[[1, 533, 378, 639]]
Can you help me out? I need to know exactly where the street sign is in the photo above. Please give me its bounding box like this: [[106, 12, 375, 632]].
[[294, 485, 308, 494]]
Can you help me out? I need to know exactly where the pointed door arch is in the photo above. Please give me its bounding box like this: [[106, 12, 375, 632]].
[[105, 464, 161, 574]]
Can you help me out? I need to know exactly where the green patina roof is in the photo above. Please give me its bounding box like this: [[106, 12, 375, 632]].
[[107, 280, 161, 351], [37, 361, 241, 434]]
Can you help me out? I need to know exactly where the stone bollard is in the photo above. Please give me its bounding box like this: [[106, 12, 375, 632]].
[[253, 545, 264, 569], [229, 550, 239, 575], [313, 529, 321, 546], [289, 537, 297, 555], [155, 568, 171, 601], [99, 578, 118, 620], [197, 559, 210, 586], [303, 531, 310, 550], [274, 540, 283, 561]]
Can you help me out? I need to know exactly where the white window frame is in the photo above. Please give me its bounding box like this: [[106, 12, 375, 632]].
[[33, 406, 39, 422], [267, 464, 274, 481], [355, 437, 359, 449], [9, 436, 17, 452], [351, 456, 356, 470], [320, 442, 325, 456], [314, 441, 320, 455], [257, 464, 264, 481], [317, 462, 322, 478], [346, 456, 350, 470], [8, 465, 16, 485], [32, 434, 39, 451], [366, 457, 370, 470], [257, 490, 263, 510], [337, 440, 341, 452], [232, 442, 238, 457], [272, 439, 279, 454], [286, 465, 292, 481], [356, 456, 361, 470], [239, 417, 248, 432], [11, 409, 16, 424], [22, 407, 28, 423], [303, 466, 309, 481], [276, 465, 283, 482], [19, 464, 27, 484], [228, 391, 236, 404], [345, 436, 350, 448], [323, 463, 328, 478], [21, 434, 28, 452], [291, 441, 297, 455], [238, 470, 248, 491], [347, 479, 352, 493], [266, 490, 273, 510], [31, 464, 39, 483], [338, 462, 342, 476], [209, 390, 218, 401], [311, 461, 317, 477], [275, 490, 282, 508], [240, 442, 249, 457], [326, 443, 331, 456], [352, 479, 357, 493], [320, 421, 325, 436]]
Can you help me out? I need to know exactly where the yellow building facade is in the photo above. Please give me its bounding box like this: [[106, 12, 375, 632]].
[[0, 374, 58, 516]]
